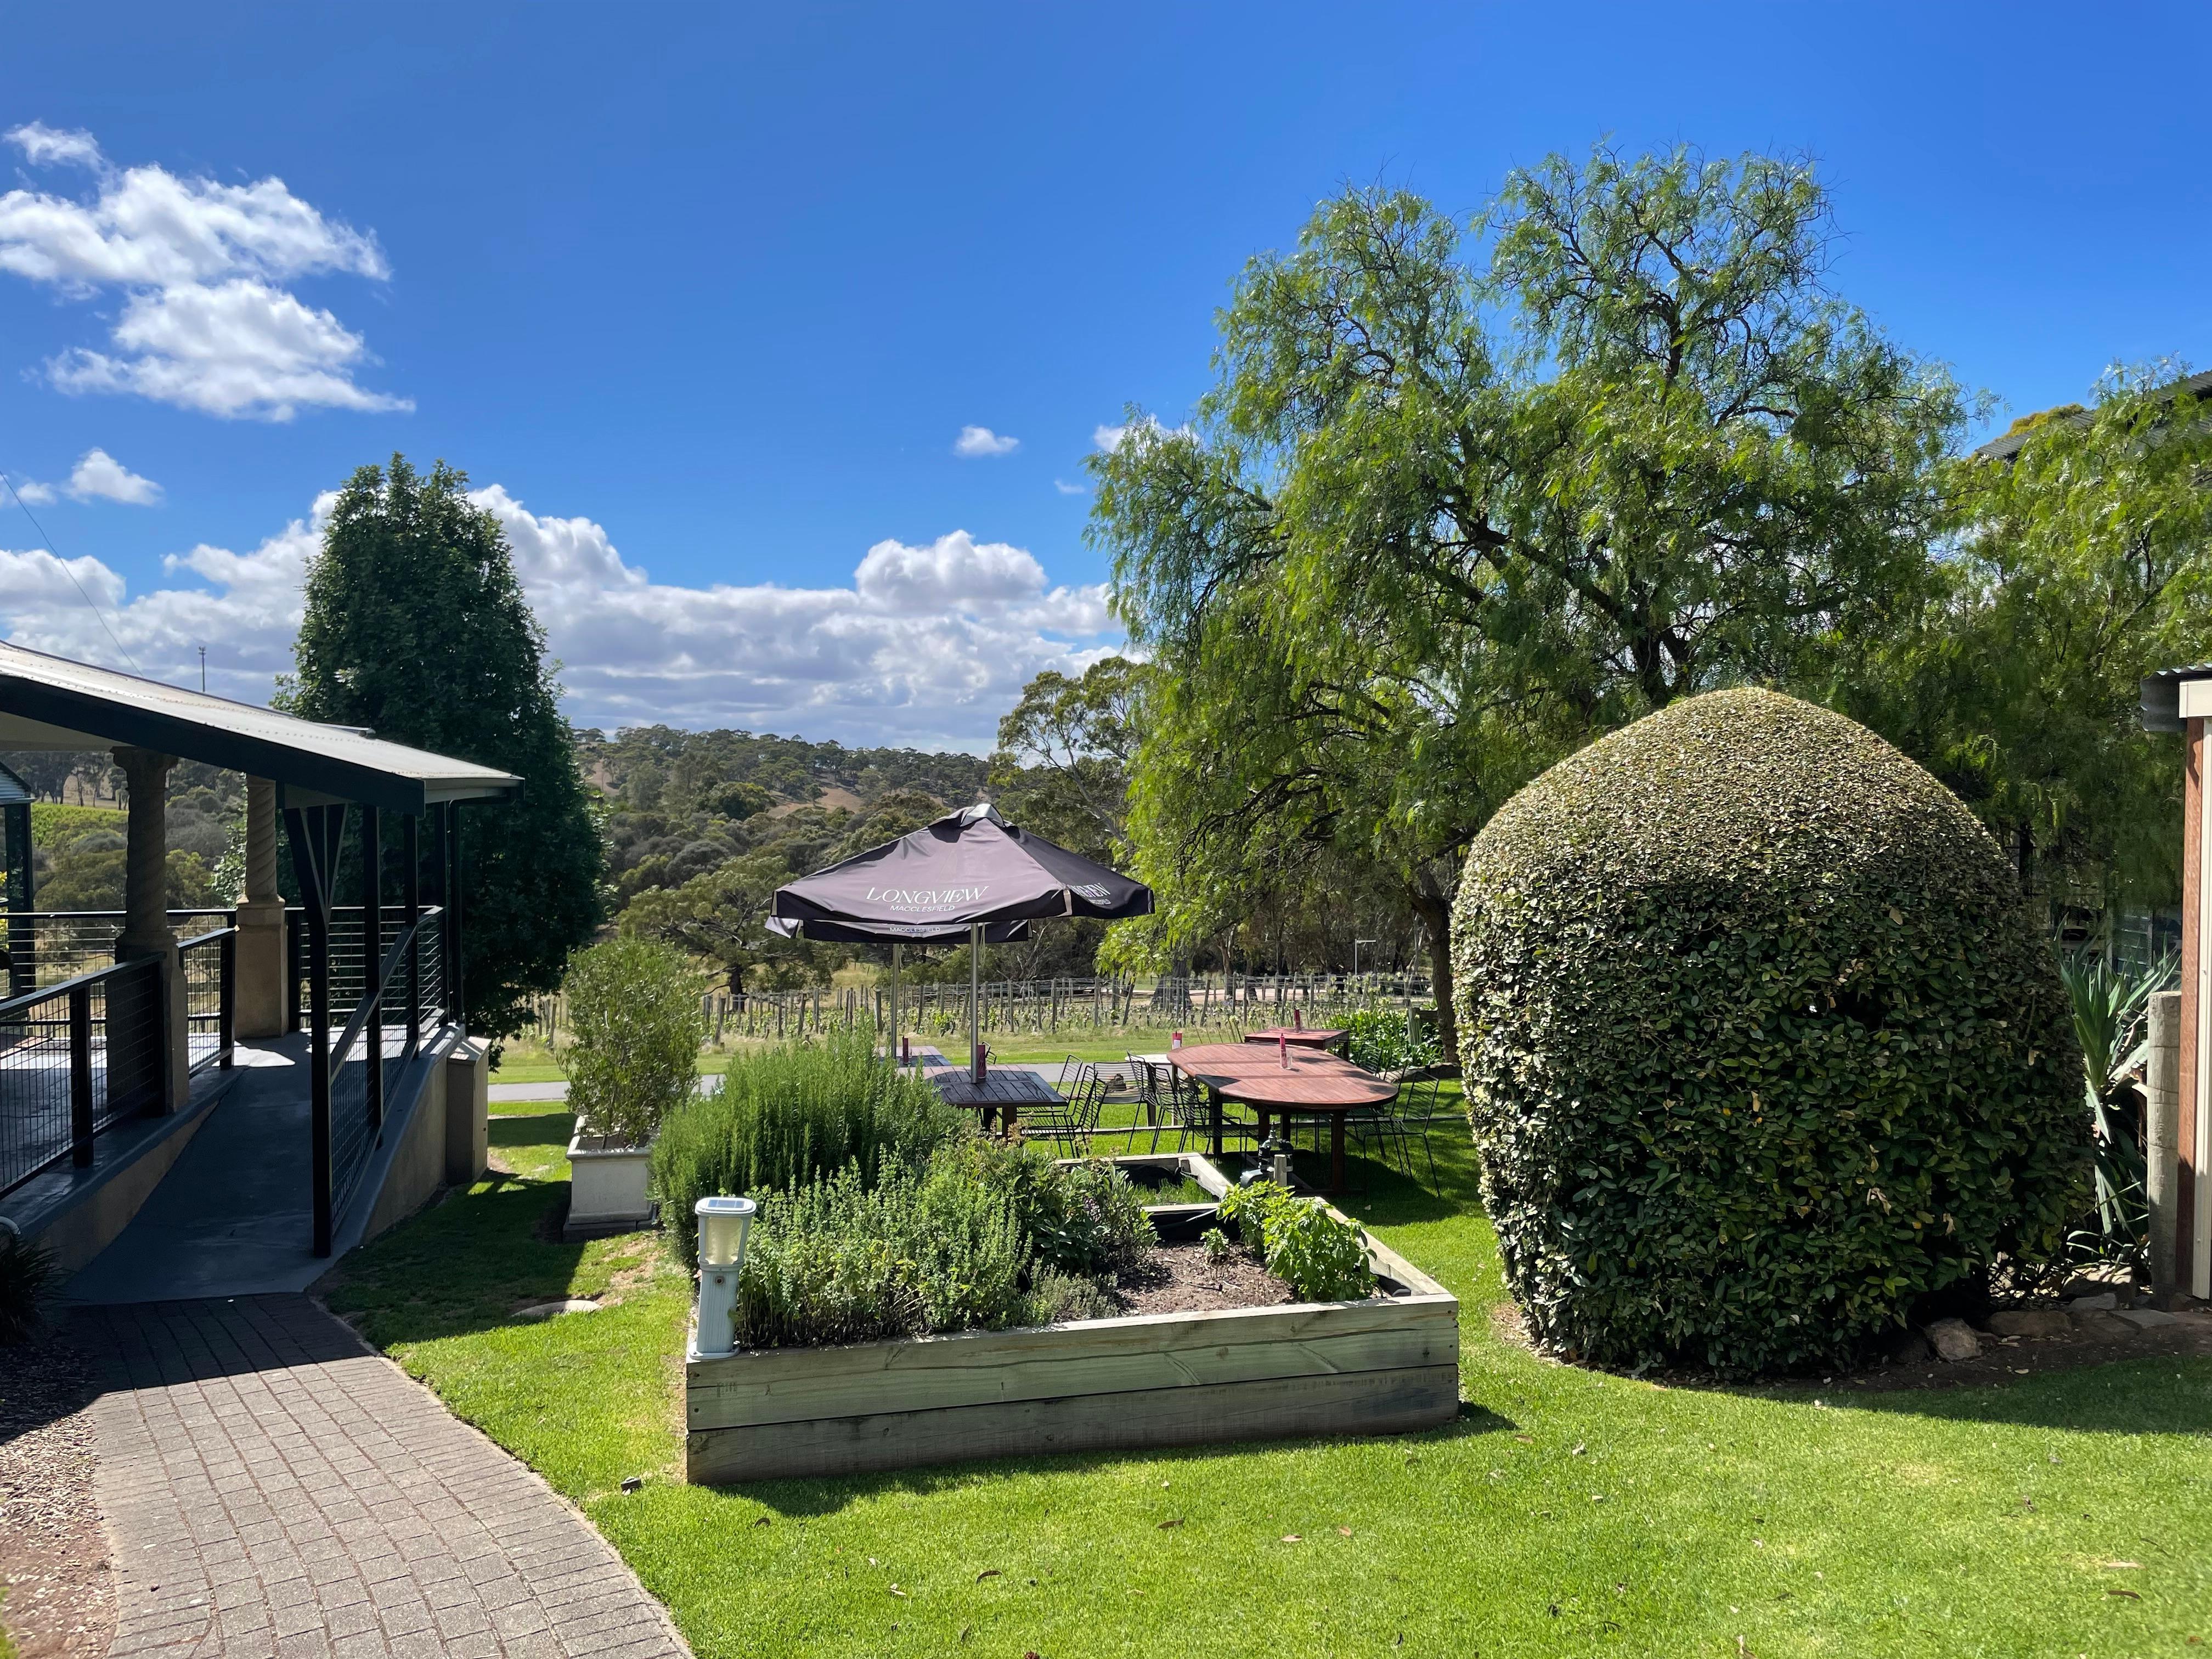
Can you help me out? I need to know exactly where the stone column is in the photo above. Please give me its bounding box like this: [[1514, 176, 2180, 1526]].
[[2147, 989, 2183, 1306], [233, 777, 289, 1038], [112, 746, 189, 1111]]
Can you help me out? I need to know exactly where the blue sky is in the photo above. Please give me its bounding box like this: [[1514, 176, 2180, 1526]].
[[2, 3, 2207, 748]]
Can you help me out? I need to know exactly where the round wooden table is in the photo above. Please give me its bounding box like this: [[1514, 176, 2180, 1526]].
[[1167, 1042, 1396, 1193]]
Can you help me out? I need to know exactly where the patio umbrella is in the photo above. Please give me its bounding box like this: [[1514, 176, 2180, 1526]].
[[763, 913, 1032, 1059], [768, 802, 1153, 1077]]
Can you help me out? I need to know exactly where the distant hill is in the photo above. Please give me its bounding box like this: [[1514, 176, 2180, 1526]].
[[577, 725, 989, 812]]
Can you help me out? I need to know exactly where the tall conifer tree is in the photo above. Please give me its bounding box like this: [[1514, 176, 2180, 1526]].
[[288, 454, 603, 1039]]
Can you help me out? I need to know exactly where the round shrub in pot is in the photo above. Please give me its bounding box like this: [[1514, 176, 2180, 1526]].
[[1451, 688, 2087, 1374], [563, 936, 708, 1149]]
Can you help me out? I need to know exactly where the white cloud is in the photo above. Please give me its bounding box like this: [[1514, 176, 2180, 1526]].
[[1053, 478, 1087, 495], [0, 492, 1120, 750], [952, 425, 1019, 458], [48, 280, 409, 420], [0, 123, 403, 420], [10, 477, 57, 505], [7, 122, 103, 171], [63, 448, 161, 504], [1092, 414, 1190, 452]]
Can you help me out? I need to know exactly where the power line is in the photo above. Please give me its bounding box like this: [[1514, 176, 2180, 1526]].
[[0, 467, 140, 673]]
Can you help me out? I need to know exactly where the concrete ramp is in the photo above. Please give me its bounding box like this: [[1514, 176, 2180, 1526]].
[[63, 1030, 473, 1304]]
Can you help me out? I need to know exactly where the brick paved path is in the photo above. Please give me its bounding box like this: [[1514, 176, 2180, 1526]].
[[75, 1296, 689, 1659]]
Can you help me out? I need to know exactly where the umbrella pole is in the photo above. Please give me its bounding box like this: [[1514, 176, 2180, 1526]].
[[969, 922, 983, 1082], [890, 941, 901, 1062]]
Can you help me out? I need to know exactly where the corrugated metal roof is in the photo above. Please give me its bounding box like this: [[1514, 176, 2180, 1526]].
[[1975, 368, 2212, 461], [0, 758, 29, 808], [2139, 663, 2212, 732], [0, 640, 519, 813]]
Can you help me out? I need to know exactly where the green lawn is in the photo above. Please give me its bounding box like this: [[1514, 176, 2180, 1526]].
[[323, 1104, 2212, 1658], [485, 1030, 1259, 1086]]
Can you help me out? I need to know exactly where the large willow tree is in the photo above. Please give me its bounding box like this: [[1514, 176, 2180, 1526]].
[[1093, 147, 1965, 1059]]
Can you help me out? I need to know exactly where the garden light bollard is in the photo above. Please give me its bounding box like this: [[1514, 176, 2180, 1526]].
[[2146, 990, 2181, 1302], [695, 1195, 758, 1358]]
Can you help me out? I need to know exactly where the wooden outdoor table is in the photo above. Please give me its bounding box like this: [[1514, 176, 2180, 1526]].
[[928, 1066, 1062, 1135], [1243, 1025, 1347, 1054], [1167, 1042, 1397, 1194]]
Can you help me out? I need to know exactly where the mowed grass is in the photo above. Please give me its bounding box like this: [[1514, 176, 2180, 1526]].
[[487, 1025, 1272, 1085], [323, 1104, 2212, 1658]]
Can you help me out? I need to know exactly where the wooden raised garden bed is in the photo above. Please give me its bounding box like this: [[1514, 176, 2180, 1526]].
[[683, 1153, 1459, 1484]]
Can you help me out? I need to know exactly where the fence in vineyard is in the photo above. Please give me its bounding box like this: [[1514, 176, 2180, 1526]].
[[519, 971, 1430, 1049]]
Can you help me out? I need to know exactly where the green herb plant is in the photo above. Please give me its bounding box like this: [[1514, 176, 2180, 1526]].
[[652, 1031, 969, 1267], [1217, 1181, 1372, 1302], [732, 1144, 1157, 1347]]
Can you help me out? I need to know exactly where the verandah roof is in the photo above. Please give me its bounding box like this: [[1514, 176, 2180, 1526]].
[[0, 640, 517, 814]]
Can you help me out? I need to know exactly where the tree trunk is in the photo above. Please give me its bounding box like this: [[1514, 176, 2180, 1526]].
[[1407, 878, 1459, 1070]]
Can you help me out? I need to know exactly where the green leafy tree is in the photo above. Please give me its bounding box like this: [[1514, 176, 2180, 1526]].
[[1096, 148, 1964, 1054], [619, 849, 826, 991], [286, 455, 604, 1039], [1835, 366, 2212, 909], [987, 658, 1147, 864]]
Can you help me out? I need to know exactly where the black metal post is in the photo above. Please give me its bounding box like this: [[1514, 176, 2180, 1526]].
[[448, 803, 466, 1032], [402, 814, 420, 1056], [287, 802, 341, 1258], [432, 803, 454, 1025], [362, 804, 382, 1132], [4, 798, 30, 999], [218, 926, 236, 1068], [69, 983, 93, 1167]]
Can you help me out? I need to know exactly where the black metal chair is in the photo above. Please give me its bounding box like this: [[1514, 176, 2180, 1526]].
[[1024, 1063, 1102, 1156], [1355, 1075, 1439, 1192]]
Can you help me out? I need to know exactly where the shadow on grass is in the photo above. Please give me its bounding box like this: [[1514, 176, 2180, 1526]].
[[318, 1165, 596, 1347], [490, 1110, 573, 1147], [730, 1401, 1522, 1517], [1755, 1351, 2212, 1435]]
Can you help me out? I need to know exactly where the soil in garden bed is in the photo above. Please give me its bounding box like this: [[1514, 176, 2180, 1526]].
[[1112, 1243, 1303, 1316]]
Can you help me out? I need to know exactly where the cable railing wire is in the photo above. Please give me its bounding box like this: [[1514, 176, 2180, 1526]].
[[0, 954, 166, 1199], [323, 906, 444, 1221]]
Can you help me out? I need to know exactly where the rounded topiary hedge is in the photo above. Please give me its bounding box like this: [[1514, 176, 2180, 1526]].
[[1451, 689, 2087, 1374]]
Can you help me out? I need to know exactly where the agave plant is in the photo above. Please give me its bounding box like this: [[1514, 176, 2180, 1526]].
[[0, 1224, 59, 1344], [2057, 951, 2178, 1256]]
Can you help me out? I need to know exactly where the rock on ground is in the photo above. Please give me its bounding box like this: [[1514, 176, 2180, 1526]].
[[1925, 1317, 1982, 1362]]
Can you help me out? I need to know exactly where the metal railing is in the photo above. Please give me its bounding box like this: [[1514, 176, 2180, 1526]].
[[287, 906, 446, 1030], [321, 905, 445, 1221], [177, 925, 237, 1075], [0, 954, 167, 1198], [3, 909, 235, 998]]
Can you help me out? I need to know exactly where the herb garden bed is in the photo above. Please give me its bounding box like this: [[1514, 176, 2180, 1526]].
[[682, 1153, 1459, 1483]]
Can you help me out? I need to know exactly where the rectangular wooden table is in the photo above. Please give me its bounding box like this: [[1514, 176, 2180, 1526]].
[[928, 1066, 1062, 1135], [1167, 1042, 1397, 1194]]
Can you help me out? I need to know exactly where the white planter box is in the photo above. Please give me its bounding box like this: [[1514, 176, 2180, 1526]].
[[566, 1132, 654, 1239]]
